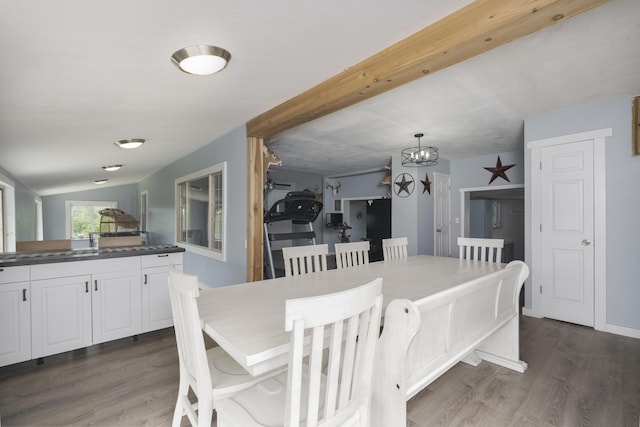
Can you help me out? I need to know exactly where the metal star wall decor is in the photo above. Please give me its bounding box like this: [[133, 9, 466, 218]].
[[393, 173, 414, 198], [484, 156, 516, 184], [420, 173, 431, 194]]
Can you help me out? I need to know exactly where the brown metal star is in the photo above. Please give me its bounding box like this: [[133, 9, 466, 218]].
[[420, 173, 431, 194], [484, 156, 516, 184]]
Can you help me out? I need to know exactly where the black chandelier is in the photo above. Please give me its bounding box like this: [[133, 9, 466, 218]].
[[401, 133, 438, 167]]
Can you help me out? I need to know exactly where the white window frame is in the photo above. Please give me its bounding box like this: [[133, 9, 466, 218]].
[[65, 200, 117, 240], [0, 172, 16, 252], [35, 198, 43, 240], [139, 190, 148, 232], [174, 162, 227, 261]]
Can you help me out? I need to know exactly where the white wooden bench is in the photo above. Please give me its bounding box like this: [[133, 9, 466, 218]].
[[371, 260, 529, 427]]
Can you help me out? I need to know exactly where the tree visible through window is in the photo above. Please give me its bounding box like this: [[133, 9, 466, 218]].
[[66, 201, 117, 240]]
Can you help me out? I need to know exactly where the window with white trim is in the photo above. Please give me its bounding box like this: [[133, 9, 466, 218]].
[[65, 200, 117, 240], [139, 191, 148, 232], [0, 187, 4, 252], [175, 162, 226, 261], [0, 173, 16, 252]]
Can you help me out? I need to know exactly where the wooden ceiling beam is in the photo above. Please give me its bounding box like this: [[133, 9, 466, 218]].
[[246, 0, 609, 138]]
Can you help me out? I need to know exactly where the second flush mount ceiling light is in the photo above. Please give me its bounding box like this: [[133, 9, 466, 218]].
[[114, 138, 145, 149], [171, 45, 231, 76]]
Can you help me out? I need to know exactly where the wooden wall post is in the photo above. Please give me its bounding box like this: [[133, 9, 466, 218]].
[[633, 96, 639, 156], [247, 136, 264, 282]]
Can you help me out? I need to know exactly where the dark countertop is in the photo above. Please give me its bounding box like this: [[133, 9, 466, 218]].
[[0, 244, 185, 268]]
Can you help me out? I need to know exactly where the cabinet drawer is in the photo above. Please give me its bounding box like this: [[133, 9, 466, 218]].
[[141, 253, 183, 268], [31, 257, 140, 280], [0, 265, 29, 284]]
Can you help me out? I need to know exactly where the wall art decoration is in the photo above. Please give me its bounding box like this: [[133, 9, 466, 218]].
[[394, 173, 415, 197], [484, 156, 515, 184], [420, 173, 431, 194]]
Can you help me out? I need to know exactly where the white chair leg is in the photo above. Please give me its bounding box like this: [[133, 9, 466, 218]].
[[172, 379, 189, 427], [198, 400, 213, 427]]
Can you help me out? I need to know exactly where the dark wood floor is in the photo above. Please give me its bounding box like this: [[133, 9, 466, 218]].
[[1, 316, 638, 426]]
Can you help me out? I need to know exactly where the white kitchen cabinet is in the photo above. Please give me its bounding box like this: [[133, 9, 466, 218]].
[[92, 269, 142, 344], [0, 266, 31, 366], [141, 253, 183, 332], [30, 256, 142, 358], [0, 250, 183, 366], [31, 275, 92, 358]]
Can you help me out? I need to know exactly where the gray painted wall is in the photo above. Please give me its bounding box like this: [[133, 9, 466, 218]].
[[524, 95, 640, 330], [0, 165, 39, 242], [138, 126, 248, 287], [41, 183, 138, 241], [417, 164, 450, 256], [388, 157, 451, 256]]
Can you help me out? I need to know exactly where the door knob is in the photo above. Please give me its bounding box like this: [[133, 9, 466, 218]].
[[582, 239, 591, 246]]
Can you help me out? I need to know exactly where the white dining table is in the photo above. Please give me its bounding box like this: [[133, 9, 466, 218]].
[[197, 255, 505, 376]]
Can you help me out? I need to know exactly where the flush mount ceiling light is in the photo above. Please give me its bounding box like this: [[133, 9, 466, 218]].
[[93, 179, 109, 185], [171, 45, 231, 75], [102, 165, 122, 172], [401, 133, 439, 167], [115, 138, 145, 149]]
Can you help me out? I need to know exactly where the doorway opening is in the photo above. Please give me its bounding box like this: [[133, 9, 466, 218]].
[[341, 197, 391, 262], [460, 184, 525, 263]]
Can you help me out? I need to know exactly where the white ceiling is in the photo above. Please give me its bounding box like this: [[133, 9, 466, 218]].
[[1, 0, 638, 195]]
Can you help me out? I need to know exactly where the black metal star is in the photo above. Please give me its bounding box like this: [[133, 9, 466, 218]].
[[484, 156, 516, 184], [394, 173, 414, 197], [420, 173, 431, 194]]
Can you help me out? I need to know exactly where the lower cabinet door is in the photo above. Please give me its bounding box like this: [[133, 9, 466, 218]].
[[141, 264, 182, 332], [92, 270, 142, 344], [31, 275, 92, 358], [0, 282, 31, 366]]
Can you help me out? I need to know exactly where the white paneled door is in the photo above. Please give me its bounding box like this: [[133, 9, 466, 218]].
[[540, 139, 594, 326], [434, 173, 451, 257]]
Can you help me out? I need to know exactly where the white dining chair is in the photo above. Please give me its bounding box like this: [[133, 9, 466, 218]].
[[382, 237, 408, 261], [457, 237, 504, 262], [335, 241, 370, 269], [281, 244, 328, 277], [168, 270, 284, 427], [215, 278, 384, 427]]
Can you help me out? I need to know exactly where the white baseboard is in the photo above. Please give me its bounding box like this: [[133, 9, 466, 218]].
[[521, 312, 639, 339], [606, 323, 640, 339], [521, 308, 539, 317]]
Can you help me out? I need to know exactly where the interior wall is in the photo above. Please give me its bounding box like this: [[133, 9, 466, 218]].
[[0, 165, 40, 244], [389, 157, 451, 256], [524, 95, 640, 331], [469, 199, 491, 238], [417, 166, 449, 256], [138, 126, 248, 288], [41, 183, 139, 241]]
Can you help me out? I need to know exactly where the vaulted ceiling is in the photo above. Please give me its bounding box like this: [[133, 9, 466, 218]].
[[0, 0, 638, 195]]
